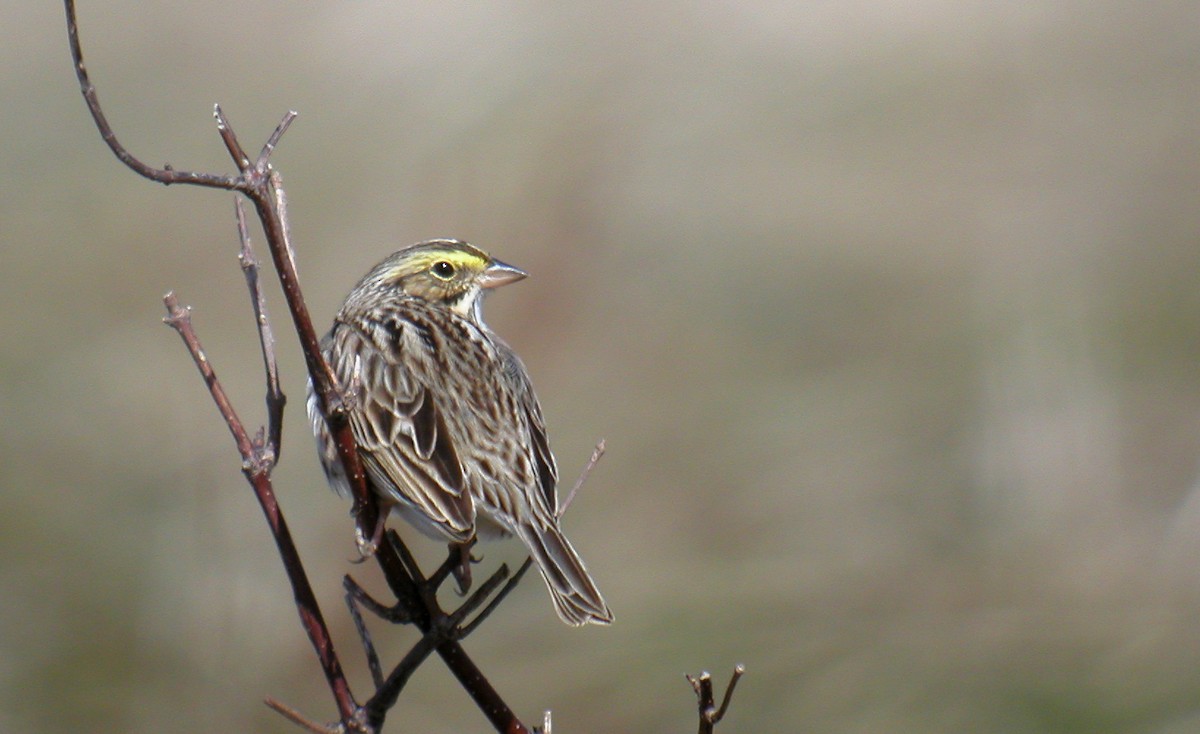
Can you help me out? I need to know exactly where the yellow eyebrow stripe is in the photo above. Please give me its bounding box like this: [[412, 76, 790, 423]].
[[384, 249, 486, 279]]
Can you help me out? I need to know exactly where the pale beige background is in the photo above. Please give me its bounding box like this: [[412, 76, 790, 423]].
[[4, 2, 1200, 732]]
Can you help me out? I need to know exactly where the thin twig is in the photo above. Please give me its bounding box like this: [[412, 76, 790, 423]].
[[445, 563, 513, 630], [345, 588, 384, 689], [364, 631, 441, 723], [458, 558, 533, 638], [259, 112, 299, 170], [236, 198, 287, 461], [264, 697, 337, 734], [344, 575, 410, 688], [162, 294, 254, 460], [215, 104, 253, 173], [711, 665, 745, 724], [559, 439, 605, 517]]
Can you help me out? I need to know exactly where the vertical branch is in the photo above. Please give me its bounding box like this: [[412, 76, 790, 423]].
[[248, 161, 381, 550], [236, 198, 286, 461]]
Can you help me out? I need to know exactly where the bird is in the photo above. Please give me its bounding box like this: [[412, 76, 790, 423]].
[[306, 239, 613, 626]]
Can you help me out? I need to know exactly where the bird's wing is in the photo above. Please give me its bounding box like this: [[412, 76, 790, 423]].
[[498, 345, 560, 515], [524, 396, 559, 514], [335, 323, 474, 540]]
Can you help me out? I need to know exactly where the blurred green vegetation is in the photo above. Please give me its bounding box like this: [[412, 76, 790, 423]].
[[4, 1, 1200, 732]]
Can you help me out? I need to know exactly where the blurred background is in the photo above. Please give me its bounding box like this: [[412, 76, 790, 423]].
[[4, 1, 1200, 731]]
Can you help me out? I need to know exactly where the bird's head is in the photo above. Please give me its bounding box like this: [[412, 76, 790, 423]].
[[353, 239, 527, 320]]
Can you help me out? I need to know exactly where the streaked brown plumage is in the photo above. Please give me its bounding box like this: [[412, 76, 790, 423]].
[[306, 239, 612, 626]]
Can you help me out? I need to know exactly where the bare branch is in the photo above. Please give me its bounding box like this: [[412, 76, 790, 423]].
[[458, 558, 532, 638], [344, 575, 409, 689], [259, 111, 300, 170], [364, 632, 440, 724], [366, 532, 533, 734], [162, 293, 255, 461], [265, 696, 356, 734], [559, 438, 606, 517], [214, 104, 253, 172], [711, 665, 745, 724], [236, 198, 286, 461], [346, 554, 516, 728], [66, 0, 378, 544], [249, 165, 380, 549], [65, 0, 239, 189], [65, 0, 381, 654], [686, 665, 745, 734]]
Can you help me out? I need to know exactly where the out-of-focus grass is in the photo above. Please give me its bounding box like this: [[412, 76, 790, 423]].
[[4, 1, 1200, 732]]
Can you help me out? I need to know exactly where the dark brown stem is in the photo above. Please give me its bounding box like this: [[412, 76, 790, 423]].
[[162, 295, 254, 459], [363, 632, 440, 723], [458, 558, 532, 639], [344, 574, 413, 689], [214, 104, 253, 172], [368, 534, 532, 734], [247, 165, 380, 549], [687, 665, 745, 734], [161, 295, 362, 728]]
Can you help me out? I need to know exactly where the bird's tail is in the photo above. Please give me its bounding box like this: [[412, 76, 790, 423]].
[[515, 520, 613, 626]]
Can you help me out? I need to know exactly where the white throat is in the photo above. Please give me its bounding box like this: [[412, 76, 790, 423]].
[[449, 285, 485, 325]]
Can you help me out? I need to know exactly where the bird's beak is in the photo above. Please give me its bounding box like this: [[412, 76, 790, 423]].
[[479, 259, 528, 289]]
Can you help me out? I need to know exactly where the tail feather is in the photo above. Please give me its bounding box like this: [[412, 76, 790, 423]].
[[516, 521, 613, 626]]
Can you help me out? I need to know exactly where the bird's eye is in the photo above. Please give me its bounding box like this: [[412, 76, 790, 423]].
[[431, 261, 456, 280]]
